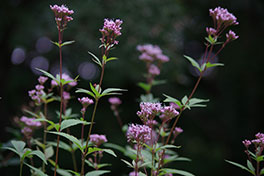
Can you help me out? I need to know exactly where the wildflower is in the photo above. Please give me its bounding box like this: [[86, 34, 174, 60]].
[[148, 64, 160, 76], [146, 119, 158, 126], [160, 105, 179, 121], [136, 102, 162, 122], [209, 7, 238, 27], [51, 73, 77, 87], [127, 124, 151, 143], [206, 27, 217, 36], [256, 132, 264, 139], [170, 102, 180, 110], [35, 85, 44, 91], [38, 76, 48, 85], [173, 127, 183, 135], [50, 4, 74, 30], [20, 116, 41, 127], [78, 97, 94, 108], [108, 97, 122, 105], [89, 134, 107, 146], [129, 171, 139, 176], [63, 91, 70, 100], [242, 140, 251, 148], [137, 44, 169, 63], [226, 30, 239, 41], [100, 19, 123, 46], [21, 127, 32, 134]]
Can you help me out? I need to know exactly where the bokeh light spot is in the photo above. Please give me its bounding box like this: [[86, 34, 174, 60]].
[[30, 56, 49, 75], [11, 48, 25, 65]]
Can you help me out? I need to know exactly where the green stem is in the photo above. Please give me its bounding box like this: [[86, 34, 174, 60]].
[[54, 28, 64, 176], [42, 103, 48, 172], [19, 161, 23, 176]]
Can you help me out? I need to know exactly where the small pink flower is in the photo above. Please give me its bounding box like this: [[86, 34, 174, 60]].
[[89, 134, 107, 146], [38, 76, 48, 85], [78, 97, 94, 108], [108, 97, 122, 105], [126, 124, 151, 143]]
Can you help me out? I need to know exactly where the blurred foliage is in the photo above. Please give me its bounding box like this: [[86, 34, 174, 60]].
[[1, 0, 264, 175]]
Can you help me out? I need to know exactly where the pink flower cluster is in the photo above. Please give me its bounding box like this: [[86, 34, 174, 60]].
[[89, 134, 107, 146], [137, 44, 169, 63], [136, 102, 162, 122], [127, 124, 151, 143], [226, 30, 239, 41], [50, 4, 74, 30], [78, 97, 94, 107], [242, 132, 264, 148], [160, 105, 179, 121], [20, 116, 41, 135], [108, 97, 122, 105], [100, 19, 123, 46], [51, 73, 77, 87], [28, 84, 44, 104], [38, 76, 48, 85]]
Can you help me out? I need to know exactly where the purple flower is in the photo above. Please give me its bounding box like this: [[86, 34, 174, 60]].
[[78, 97, 94, 108], [148, 64, 160, 76], [206, 27, 217, 36], [209, 7, 238, 26], [136, 102, 162, 122], [242, 140, 251, 148], [174, 127, 183, 135], [38, 76, 48, 85], [63, 91, 71, 100], [160, 105, 179, 120], [89, 134, 107, 146], [51, 73, 77, 87], [226, 30, 239, 41], [50, 4, 74, 30], [21, 127, 32, 134], [256, 133, 264, 139], [100, 19, 123, 46], [170, 102, 180, 110], [108, 97, 122, 105], [137, 44, 169, 64], [126, 124, 151, 143], [146, 119, 158, 126], [129, 171, 139, 176], [35, 84, 44, 91], [20, 116, 41, 127]]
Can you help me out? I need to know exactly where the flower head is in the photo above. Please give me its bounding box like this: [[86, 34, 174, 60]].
[[78, 97, 94, 108], [38, 76, 48, 85], [136, 102, 162, 122], [226, 30, 239, 41], [89, 134, 107, 146], [63, 91, 71, 100], [100, 19, 123, 46], [160, 105, 179, 121], [126, 124, 151, 143], [148, 64, 160, 76], [50, 4, 74, 30], [108, 97, 122, 105], [51, 73, 77, 87], [20, 116, 41, 127], [242, 140, 251, 148], [137, 44, 169, 63], [209, 7, 238, 27]]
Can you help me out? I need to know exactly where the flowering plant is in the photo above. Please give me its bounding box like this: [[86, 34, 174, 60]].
[[0, 4, 239, 176]]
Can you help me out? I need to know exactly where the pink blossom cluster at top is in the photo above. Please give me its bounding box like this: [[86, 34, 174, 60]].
[[137, 44, 169, 63], [100, 19, 123, 46], [108, 97, 122, 105], [89, 134, 107, 146], [50, 4, 74, 30], [51, 73, 77, 87], [126, 124, 151, 143], [242, 132, 264, 148], [206, 7, 239, 42]]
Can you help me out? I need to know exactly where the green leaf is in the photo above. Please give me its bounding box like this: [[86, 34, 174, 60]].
[[160, 168, 195, 176], [21, 149, 32, 160], [158, 144, 180, 151], [188, 98, 209, 108], [225, 160, 255, 175], [47, 131, 83, 152], [76, 88, 95, 98], [247, 160, 255, 173], [206, 62, 224, 69], [181, 95, 188, 105], [45, 146, 54, 160], [121, 159, 133, 168], [152, 80, 166, 86], [102, 149, 117, 157], [67, 170, 80, 176], [97, 163, 111, 169], [183, 55, 201, 72], [48, 141, 72, 152], [51, 40, 60, 47], [30, 150, 47, 165], [101, 88, 127, 96], [85, 170, 110, 176], [260, 168, 264, 175], [60, 119, 91, 131], [56, 168, 72, 176], [90, 82, 101, 98], [35, 68, 57, 82], [88, 51, 102, 67], [2, 147, 21, 158], [11, 140, 25, 155], [103, 143, 126, 153], [24, 163, 48, 176], [61, 40, 75, 47], [257, 155, 264, 162], [138, 82, 151, 92], [23, 109, 40, 118], [163, 94, 182, 108], [106, 57, 118, 63], [34, 118, 59, 131]]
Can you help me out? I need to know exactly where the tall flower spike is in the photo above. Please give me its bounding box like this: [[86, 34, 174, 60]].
[[126, 124, 151, 143], [50, 4, 74, 30], [100, 19, 123, 46]]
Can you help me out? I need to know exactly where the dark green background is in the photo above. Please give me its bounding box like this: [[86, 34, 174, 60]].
[[1, 0, 264, 175]]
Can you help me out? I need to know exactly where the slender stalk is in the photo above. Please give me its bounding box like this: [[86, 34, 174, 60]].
[[256, 160, 260, 176], [54, 28, 64, 176], [81, 99, 99, 176], [19, 161, 23, 176], [134, 142, 140, 176], [42, 103, 48, 172]]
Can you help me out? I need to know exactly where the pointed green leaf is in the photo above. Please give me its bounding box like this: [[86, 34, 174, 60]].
[[61, 40, 75, 47], [90, 83, 100, 98], [121, 159, 133, 168], [35, 68, 56, 81], [60, 119, 91, 131], [23, 109, 40, 118], [85, 170, 110, 176], [103, 149, 117, 157], [101, 88, 127, 96], [247, 160, 255, 173], [48, 141, 72, 152], [103, 143, 126, 153], [206, 62, 224, 69], [160, 168, 195, 176], [67, 170, 80, 176], [30, 150, 47, 165], [24, 163, 48, 176], [76, 88, 95, 98], [51, 40, 60, 47], [88, 51, 102, 67], [225, 160, 254, 175], [1, 147, 21, 158], [163, 94, 182, 108], [106, 57, 118, 63], [47, 131, 83, 152], [11, 140, 25, 155], [183, 55, 201, 72], [181, 95, 188, 105], [56, 168, 72, 176], [138, 82, 151, 92]]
